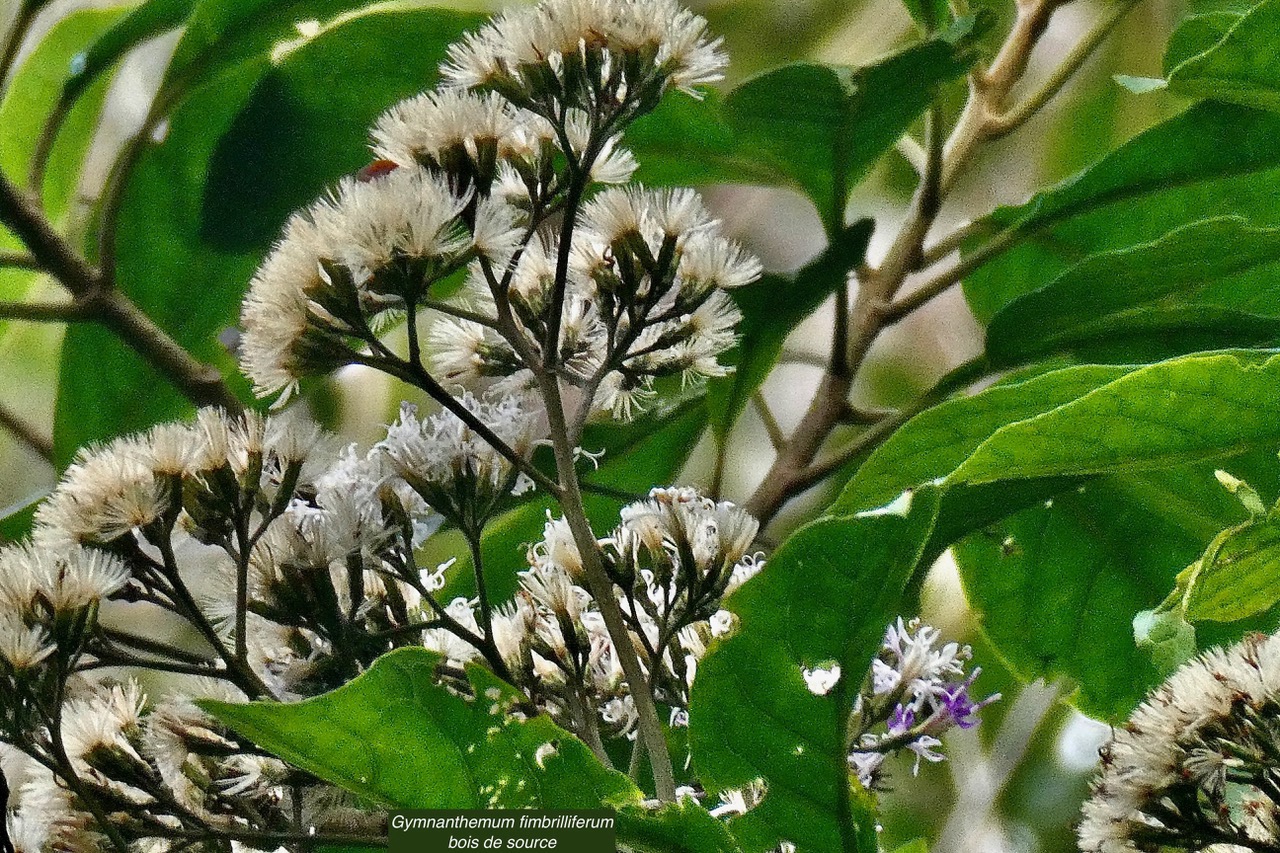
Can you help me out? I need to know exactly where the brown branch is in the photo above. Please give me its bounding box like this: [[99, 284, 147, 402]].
[[744, 0, 1072, 525], [0, 251, 40, 271], [0, 399, 53, 463], [0, 171, 243, 414]]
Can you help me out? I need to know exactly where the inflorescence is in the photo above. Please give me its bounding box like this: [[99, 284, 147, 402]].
[[1080, 631, 1280, 853]]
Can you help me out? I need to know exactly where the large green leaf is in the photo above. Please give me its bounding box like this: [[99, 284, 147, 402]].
[[834, 351, 1280, 718], [947, 350, 1280, 484], [706, 220, 873, 441], [962, 102, 1280, 323], [53, 7, 484, 463], [1164, 11, 1245, 73], [1167, 0, 1280, 111], [983, 217, 1280, 366], [690, 488, 941, 853], [629, 28, 977, 231], [205, 648, 741, 852], [953, 462, 1264, 720], [205, 649, 635, 809]]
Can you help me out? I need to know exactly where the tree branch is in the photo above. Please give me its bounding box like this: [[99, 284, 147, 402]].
[[0, 399, 52, 463], [0, 172, 243, 414]]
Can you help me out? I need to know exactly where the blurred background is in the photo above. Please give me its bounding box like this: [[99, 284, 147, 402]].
[[0, 0, 1197, 849]]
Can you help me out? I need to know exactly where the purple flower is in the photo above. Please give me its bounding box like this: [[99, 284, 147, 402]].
[[938, 669, 998, 729], [888, 704, 915, 736]]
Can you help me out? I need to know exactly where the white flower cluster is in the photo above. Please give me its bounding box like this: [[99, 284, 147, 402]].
[[846, 618, 997, 789], [240, 0, 756, 421], [376, 392, 542, 531], [442, 0, 726, 107], [426, 486, 764, 737], [1080, 631, 1280, 852]]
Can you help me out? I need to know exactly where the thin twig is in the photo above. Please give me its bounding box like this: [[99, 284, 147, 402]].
[[0, 399, 52, 463], [0, 251, 40, 270], [882, 226, 1022, 322], [753, 391, 786, 449], [984, 0, 1143, 140]]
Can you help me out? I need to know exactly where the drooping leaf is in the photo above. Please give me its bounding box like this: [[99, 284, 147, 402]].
[[203, 648, 635, 809], [706, 219, 873, 440], [1167, 0, 1280, 111], [53, 7, 483, 462], [690, 488, 941, 853], [962, 103, 1280, 323], [983, 217, 1280, 367]]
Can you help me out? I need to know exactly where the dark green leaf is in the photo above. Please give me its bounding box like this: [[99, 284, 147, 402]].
[[206, 649, 740, 852], [724, 34, 974, 231], [1167, 0, 1280, 111], [1164, 11, 1243, 73], [953, 464, 1258, 720], [963, 103, 1280, 323], [630, 29, 977, 231], [690, 488, 941, 853], [984, 217, 1280, 367], [706, 219, 874, 440], [0, 491, 47, 543]]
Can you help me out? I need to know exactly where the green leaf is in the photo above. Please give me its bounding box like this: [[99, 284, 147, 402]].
[[983, 217, 1280, 367], [157, 0, 372, 106], [724, 35, 974, 231], [629, 29, 978, 231], [204, 648, 636, 810], [1164, 11, 1243, 73], [206, 649, 740, 852], [1133, 607, 1198, 676], [1184, 515, 1280, 622], [53, 7, 484, 462], [690, 488, 941, 853], [706, 220, 874, 440], [1167, 0, 1280, 112], [947, 350, 1280, 485], [0, 491, 47, 543], [962, 102, 1280, 323], [614, 802, 743, 853], [832, 364, 1135, 514], [832, 352, 1280, 718]]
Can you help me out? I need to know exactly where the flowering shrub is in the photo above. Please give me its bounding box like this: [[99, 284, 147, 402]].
[[3, 0, 1280, 851]]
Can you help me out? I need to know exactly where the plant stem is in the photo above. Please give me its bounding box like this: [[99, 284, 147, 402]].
[[0, 171, 242, 413], [0, 400, 53, 462], [744, 0, 1071, 524], [538, 373, 678, 800]]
